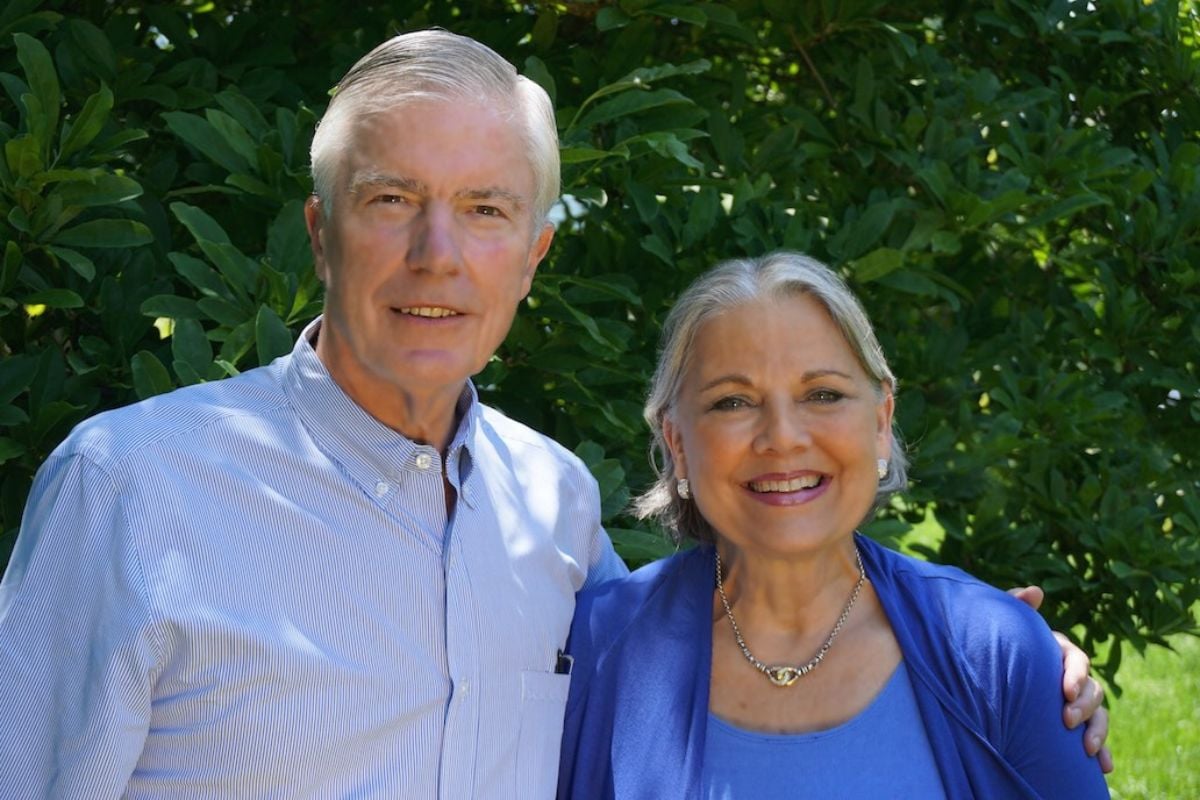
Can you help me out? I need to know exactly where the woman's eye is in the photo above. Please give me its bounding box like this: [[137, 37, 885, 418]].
[[474, 205, 503, 217], [808, 389, 844, 404], [711, 396, 749, 411], [375, 194, 407, 205]]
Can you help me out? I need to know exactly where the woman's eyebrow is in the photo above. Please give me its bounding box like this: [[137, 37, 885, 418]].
[[697, 368, 854, 393]]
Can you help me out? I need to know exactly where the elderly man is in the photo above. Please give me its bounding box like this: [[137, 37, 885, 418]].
[[0, 29, 1106, 799]]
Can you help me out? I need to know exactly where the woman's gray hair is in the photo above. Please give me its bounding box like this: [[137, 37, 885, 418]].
[[309, 29, 560, 225], [634, 251, 909, 543]]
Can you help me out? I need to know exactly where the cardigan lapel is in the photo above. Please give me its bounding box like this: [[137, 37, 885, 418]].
[[609, 546, 715, 799]]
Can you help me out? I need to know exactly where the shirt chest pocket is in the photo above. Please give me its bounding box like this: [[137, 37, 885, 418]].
[[515, 670, 572, 799]]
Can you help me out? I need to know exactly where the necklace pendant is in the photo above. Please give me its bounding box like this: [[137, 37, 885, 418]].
[[766, 666, 801, 687]]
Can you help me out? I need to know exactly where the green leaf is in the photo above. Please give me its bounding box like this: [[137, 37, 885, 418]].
[[608, 527, 677, 564], [215, 89, 270, 139], [255, 305, 292, 365], [171, 203, 258, 294], [163, 111, 253, 173], [44, 246, 95, 281], [851, 248, 905, 282], [59, 83, 114, 159], [169, 252, 231, 299], [170, 201, 233, 245], [207, 242, 260, 295], [646, 5, 708, 26], [523, 56, 556, 104], [14, 33, 59, 149], [2, 241, 24, 292], [51, 174, 142, 207], [0, 405, 29, 426], [640, 234, 674, 266], [843, 200, 896, 259], [576, 89, 694, 129], [205, 109, 259, 169], [92, 128, 148, 152], [574, 440, 605, 467], [0, 355, 38, 404], [197, 296, 251, 327], [6, 134, 42, 179], [560, 146, 613, 165], [1027, 194, 1112, 227], [0, 437, 26, 465], [23, 288, 82, 308], [265, 200, 310, 274], [141, 294, 202, 320], [65, 18, 117, 82], [51, 219, 153, 248], [131, 350, 174, 399], [171, 318, 212, 380], [931, 230, 961, 254], [596, 7, 632, 30], [630, 131, 704, 170]]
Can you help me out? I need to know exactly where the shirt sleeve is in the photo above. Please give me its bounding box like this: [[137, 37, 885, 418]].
[[0, 452, 160, 799], [582, 527, 629, 589], [990, 601, 1111, 798]]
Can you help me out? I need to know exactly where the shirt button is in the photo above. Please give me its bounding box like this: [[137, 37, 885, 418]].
[[374, 481, 389, 497], [415, 453, 432, 470], [459, 680, 471, 696]]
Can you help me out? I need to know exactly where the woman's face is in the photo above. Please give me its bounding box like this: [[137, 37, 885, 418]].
[[664, 293, 893, 558]]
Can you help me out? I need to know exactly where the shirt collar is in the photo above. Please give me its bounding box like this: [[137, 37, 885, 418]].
[[282, 317, 479, 498]]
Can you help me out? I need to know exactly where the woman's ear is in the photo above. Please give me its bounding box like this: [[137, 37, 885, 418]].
[[663, 414, 687, 480], [876, 386, 895, 462]]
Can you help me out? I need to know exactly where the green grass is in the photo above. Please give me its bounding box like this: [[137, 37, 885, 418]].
[[1105, 631, 1200, 799]]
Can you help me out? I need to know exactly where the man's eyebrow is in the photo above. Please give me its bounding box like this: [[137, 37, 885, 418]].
[[348, 172, 426, 196], [456, 186, 527, 210]]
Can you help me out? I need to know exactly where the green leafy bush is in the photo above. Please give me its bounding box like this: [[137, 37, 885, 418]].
[[1, 0, 1197, 681]]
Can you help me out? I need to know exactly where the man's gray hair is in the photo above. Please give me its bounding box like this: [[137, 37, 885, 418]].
[[634, 251, 909, 543], [309, 29, 560, 224]]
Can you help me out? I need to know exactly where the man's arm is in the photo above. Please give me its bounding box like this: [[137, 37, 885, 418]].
[[1010, 585, 1113, 773], [0, 453, 156, 798]]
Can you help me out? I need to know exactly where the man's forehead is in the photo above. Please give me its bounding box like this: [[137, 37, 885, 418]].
[[336, 102, 535, 197]]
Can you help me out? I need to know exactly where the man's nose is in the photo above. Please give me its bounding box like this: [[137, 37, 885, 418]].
[[408, 205, 462, 273]]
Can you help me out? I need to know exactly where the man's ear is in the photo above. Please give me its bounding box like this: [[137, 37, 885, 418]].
[[305, 195, 329, 283], [520, 222, 555, 296]]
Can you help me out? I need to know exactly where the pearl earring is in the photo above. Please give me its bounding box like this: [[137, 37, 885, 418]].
[[877, 459, 888, 480], [676, 478, 691, 499]]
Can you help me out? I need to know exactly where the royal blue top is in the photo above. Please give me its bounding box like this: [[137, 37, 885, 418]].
[[558, 535, 1110, 799], [702, 666, 946, 798]]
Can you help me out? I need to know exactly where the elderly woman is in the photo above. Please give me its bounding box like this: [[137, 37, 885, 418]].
[[557, 252, 1110, 798]]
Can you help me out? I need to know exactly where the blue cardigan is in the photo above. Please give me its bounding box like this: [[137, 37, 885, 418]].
[[557, 534, 1109, 799]]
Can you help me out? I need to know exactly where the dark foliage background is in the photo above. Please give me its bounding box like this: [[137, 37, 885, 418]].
[[1, 0, 1197, 682]]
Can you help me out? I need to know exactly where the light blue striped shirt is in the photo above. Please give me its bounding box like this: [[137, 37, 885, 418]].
[[0, 317, 627, 799]]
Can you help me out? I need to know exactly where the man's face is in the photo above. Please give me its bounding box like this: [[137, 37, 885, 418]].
[[305, 97, 554, 431]]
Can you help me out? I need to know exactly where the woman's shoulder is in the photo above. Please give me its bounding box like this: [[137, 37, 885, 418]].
[[569, 545, 710, 659], [860, 536, 1060, 684]]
